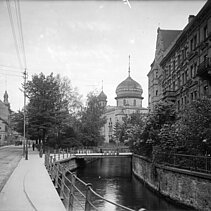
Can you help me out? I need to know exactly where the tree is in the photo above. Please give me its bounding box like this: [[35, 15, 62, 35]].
[[129, 101, 176, 157], [10, 110, 24, 135], [122, 112, 148, 155], [77, 92, 106, 146], [25, 72, 82, 148], [172, 97, 211, 155], [55, 75, 82, 114], [113, 121, 123, 143], [25, 73, 60, 144]]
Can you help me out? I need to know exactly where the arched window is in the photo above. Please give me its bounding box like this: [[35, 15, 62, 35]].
[[108, 119, 112, 133], [123, 99, 126, 106], [133, 99, 136, 106]]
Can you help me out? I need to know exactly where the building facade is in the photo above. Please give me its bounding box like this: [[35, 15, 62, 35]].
[[148, 1, 211, 111], [99, 63, 148, 143], [0, 91, 11, 144], [148, 28, 182, 112]]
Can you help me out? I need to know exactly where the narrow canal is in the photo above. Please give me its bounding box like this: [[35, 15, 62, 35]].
[[75, 157, 190, 211]]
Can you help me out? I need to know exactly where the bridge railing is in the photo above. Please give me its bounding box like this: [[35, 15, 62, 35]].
[[47, 146, 131, 160], [45, 152, 136, 211]]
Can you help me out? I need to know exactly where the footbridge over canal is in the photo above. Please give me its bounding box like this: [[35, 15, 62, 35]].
[[50, 147, 132, 160], [44, 147, 141, 211]]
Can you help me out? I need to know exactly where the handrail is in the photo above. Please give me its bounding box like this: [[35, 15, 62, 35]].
[[89, 188, 134, 211], [154, 152, 211, 174], [45, 152, 138, 211]]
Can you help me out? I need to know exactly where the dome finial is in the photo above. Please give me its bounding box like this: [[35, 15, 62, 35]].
[[101, 80, 103, 91], [128, 55, 131, 77]]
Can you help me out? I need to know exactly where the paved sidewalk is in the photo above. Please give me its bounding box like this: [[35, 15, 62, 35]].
[[0, 148, 66, 211]]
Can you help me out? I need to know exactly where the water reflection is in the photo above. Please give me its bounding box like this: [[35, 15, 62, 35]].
[[73, 157, 190, 211]]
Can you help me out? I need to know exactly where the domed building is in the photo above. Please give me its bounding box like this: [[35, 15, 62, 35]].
[[99, 58, 148, 143]]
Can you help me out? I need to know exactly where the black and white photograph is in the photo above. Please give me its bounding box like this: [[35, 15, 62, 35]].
[[0, 0, 210, 210]]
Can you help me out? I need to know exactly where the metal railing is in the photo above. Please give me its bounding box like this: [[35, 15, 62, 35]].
[[45, 152, 136, 211], [155, 152, 211, 174], [46, 147, 131, 161]]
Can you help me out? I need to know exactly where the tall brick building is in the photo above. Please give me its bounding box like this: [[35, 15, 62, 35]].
[[148, 28, 182, 112], [148, 1, 211, 111]]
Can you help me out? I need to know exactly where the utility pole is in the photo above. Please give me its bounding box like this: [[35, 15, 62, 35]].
[[23, 69, 28, 160]]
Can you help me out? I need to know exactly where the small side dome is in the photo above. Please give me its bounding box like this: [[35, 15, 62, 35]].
[[98, 91, 107, 100], [115, 76, 143, 99]]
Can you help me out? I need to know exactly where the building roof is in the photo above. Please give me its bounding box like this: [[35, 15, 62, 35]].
[[159, 29, 182, 51], [98, 90, 107, 101], [115, 75, 143, 99]]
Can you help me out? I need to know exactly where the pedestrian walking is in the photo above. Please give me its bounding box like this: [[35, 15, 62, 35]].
[[32, 142, 35, 151]]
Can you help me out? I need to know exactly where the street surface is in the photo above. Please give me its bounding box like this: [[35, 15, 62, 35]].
[[0, 146, 23, 191]]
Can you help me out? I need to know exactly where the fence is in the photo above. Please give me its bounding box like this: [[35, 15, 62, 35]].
[[45, 147, 131, 160], [47, 146, 130, 153], [155, 152, 211, 174], [45, 152, 135, 211]]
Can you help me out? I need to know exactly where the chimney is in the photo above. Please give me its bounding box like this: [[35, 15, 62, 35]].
[[188, 15, 195, 23]]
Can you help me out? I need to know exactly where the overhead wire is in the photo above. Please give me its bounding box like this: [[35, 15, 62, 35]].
[[0, 71, 22, 77], [6, 0, 24, 70], [0, 65, 23, 74], [0, 64, 23, 71], [5, 0, 28, 100], [14, 0, 27, 69]]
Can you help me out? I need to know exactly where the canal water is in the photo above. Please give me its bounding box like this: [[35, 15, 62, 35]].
[[74, 157, 190, 211]]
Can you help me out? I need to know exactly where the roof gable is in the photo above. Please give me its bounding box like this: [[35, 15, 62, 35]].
[[160, 29, 182, 51]]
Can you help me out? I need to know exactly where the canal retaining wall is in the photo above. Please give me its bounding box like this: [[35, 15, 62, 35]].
[[132, 154, 211, 211], [56, 156, 99, 171]]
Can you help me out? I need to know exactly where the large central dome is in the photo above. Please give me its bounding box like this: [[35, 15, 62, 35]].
[[115, 75, 143, 99]]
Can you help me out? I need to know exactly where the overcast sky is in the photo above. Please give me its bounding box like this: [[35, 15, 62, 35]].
[[0, 0, 207, 112]]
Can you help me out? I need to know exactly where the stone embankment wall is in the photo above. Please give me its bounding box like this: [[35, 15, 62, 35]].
[[57, 157, 79, 171], [132, 154, 211, 211], [57, 157, 98, 171]]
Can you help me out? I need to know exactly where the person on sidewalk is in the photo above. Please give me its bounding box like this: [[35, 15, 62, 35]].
[[32, 142, 35, 151]]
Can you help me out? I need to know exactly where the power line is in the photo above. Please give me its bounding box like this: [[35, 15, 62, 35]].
[[0, 66, 23, 74], [6, 0, 28, 160], [0, 71, 22, 77], [15, 0, 27, 69], [6, 0, 23, 69], [0, 64, 24, 71]]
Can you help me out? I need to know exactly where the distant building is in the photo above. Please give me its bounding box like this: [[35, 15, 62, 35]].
[[0, 91, 11, 144], [148, 0, 211, 111], [99, 57, 148, 143]]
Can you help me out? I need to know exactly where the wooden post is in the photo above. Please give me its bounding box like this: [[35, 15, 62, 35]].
[[55, 165, 59, 188], [54, 149, 56, 160], [66, 189, 71, 211], [44, 151, 47, 166], [70, 174, 76, 211], [49, 156, 53, 174], [45, 153, 48, 170], [85, 183, 92, 211], [60, 166, 65, 200], [58, 149, 60, 160], [52, 158, 56, 180]]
